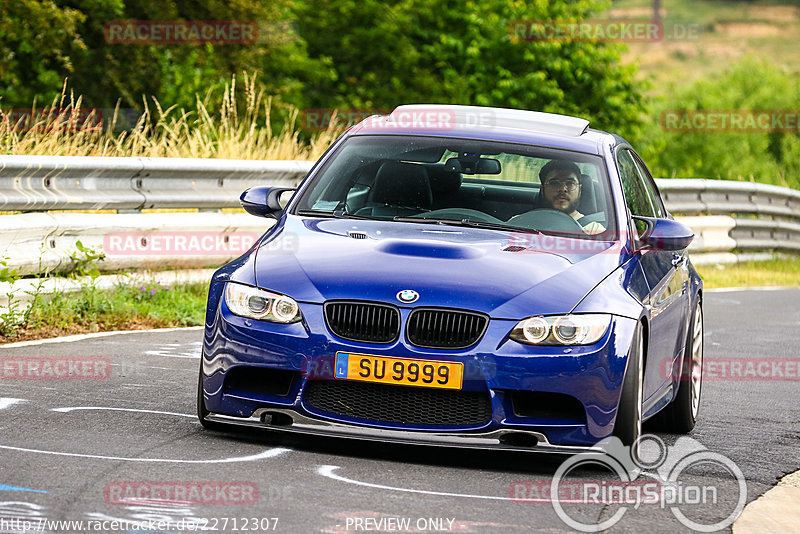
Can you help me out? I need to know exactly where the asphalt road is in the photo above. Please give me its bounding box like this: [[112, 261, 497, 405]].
[[0, 288, 798, 534]]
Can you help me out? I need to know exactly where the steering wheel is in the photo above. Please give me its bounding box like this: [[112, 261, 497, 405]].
[[506, 208, 586, 233], [411, 208, 503, 223]]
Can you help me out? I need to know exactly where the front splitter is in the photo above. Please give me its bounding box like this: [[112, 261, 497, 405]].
[[206, 408, 597, 454]]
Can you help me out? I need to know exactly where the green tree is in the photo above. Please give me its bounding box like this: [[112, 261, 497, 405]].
[[0, 0, 331, 115], [293, 0, 646, 137], [0, 0, 85, 107], [60, 0, 327, 111]]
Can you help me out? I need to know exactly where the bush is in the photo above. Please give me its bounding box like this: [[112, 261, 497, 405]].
[[638, 57, 800, 188]]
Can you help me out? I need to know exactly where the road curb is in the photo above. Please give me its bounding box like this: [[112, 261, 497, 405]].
[[0, 326, 203, 348], [733, 471, 800, 533]]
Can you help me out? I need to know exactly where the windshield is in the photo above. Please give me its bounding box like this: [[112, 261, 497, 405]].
[[293, 135, 617, 240]]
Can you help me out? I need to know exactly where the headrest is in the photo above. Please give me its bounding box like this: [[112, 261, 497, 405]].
[[577, 173, 598, 214], [370, 161, 433, 209], [425, 163, 462, 197]]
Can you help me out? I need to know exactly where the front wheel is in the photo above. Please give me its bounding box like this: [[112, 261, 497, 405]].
[[651, 300, 703, 433], [197, 370, 227, 431], [613, 322, 644, 451]]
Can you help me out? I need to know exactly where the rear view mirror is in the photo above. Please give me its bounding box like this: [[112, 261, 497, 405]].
[[444, 157, 501, 175], [633, 216, 694, 251]]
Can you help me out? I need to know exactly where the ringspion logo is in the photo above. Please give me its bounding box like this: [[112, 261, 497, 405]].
[[549, 435, 746, 532]]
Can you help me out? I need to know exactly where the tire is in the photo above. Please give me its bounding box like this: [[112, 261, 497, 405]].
[[197, 369, 227, 431], [650, 300, 703, 433], [613, 322, 644, 450]]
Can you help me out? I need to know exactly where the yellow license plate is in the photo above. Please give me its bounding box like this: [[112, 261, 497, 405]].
[[334, 352, 463, 390]]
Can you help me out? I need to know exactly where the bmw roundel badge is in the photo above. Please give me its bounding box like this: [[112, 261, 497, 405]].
[[397, 289, 419, 303]]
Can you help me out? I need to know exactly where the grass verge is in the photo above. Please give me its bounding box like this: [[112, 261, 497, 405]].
[[0, 281, 208, 343], [695, 256, 800, 289]]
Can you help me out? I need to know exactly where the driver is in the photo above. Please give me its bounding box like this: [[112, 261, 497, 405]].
[[539, 160, 606, 235]]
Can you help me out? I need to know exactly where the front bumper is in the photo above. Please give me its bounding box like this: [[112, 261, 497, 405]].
[[201, 282, 639, 448]]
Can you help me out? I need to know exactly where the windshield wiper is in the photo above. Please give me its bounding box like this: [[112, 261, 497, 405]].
[[391, 216, 450, 225], [296, 209, 373, 220], [393, 216, 541, 234], [296, 209, 337, 218]]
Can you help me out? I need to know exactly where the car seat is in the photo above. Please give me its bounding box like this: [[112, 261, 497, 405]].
[[354, 161, 433, 218]]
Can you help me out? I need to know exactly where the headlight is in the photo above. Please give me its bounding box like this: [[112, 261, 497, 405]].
[[224, 283, 302, 323], [510, 314, 611, 346]]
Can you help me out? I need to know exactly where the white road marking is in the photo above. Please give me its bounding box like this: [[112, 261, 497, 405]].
[[317, 465, 578, 503], [0, 445, 290, 463], [706, 286, 799, 293], [52, 406, 195, 418], [144, 341, 202, 359], [0, 398, 25, 411], [112, 363, 192, 371]]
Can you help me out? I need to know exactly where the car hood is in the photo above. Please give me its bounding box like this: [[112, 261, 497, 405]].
[[253, 216, 625, 318]]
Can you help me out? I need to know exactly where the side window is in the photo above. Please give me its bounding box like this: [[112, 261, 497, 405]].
[[631, 152, 666, 218], [616, 149, 655, 218]]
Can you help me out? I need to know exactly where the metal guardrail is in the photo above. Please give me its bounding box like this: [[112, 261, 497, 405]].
[[0, 155, 312, 211], [656, 178, 800, 255], [2, 212, 273, 276], [0, 155, 798, 278], [656, 179, 800, 220]]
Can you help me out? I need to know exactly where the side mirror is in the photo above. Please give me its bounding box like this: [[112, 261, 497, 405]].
[[633, 216, 694, 251], [240, 186, 295, 218]]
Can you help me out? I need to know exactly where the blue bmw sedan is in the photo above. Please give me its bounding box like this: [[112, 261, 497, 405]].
[[198, 105, 704, 453]]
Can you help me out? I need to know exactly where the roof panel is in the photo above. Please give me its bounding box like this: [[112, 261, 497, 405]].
[[386, 105, 590, 137]]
